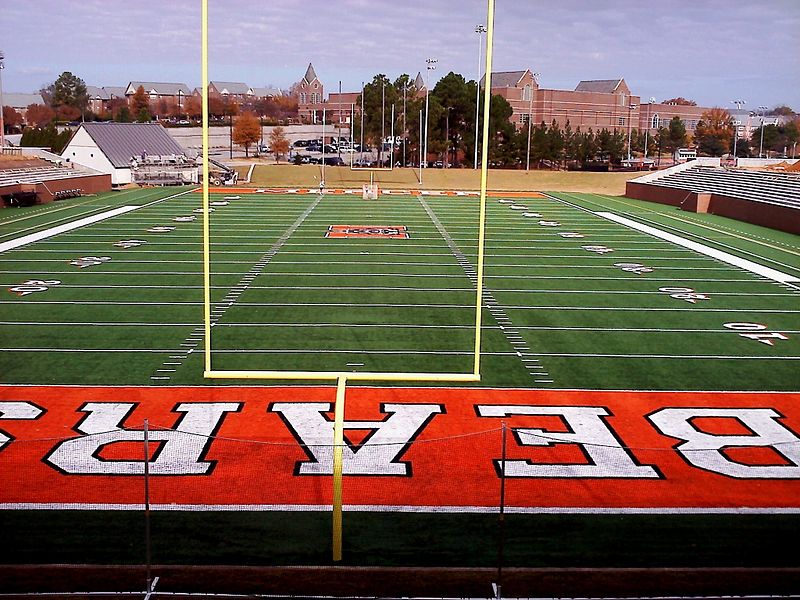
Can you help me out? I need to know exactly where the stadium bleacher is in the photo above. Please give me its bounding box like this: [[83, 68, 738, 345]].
[[649, 165, 800, 209], [0, 165, 93, 188]]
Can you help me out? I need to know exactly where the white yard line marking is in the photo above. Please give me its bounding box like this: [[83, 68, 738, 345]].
[[595, 211, 800, 284], [0, 206, 141, 253], [150, 194, 325, 382], [418, 196, 553, 386]]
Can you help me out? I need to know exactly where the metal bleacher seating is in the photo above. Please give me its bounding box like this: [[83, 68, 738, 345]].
[[0, 165, 90, 188], [651, 165, 800, 210]]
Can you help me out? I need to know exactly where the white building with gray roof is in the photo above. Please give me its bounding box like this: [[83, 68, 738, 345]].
[[61, 122, 198, 186]]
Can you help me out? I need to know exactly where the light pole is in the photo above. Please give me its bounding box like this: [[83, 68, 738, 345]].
[[627, 104, 637, 161], [444, 107, 452, 168], [423, 57, 437, 169], [757, 105, 768, 158], [525, 74, 539, 171], [731, 99, 746, 158], [360, 82, 365, 166], [380, 81, 386, 166], [0, 50, 6, 151], [644, 97, 655, 160], [402, 82, 408, 167], [418, 109, 423, 183], [473, 24, 486, 169]]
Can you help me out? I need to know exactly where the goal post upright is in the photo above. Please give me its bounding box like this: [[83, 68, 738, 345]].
[[473, 0, 495, 377], [201, 0, 212, 373]]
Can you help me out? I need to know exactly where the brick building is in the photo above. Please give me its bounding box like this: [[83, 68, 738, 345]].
[[485, 70, 711, 138]]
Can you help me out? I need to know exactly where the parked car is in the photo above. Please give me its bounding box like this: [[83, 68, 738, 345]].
[[323, 156, 345, 166]]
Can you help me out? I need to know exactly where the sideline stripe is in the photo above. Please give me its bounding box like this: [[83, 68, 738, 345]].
[[596, 211, 800, 284], [0, 503, 797, 514], [0, 205, 141, 253]]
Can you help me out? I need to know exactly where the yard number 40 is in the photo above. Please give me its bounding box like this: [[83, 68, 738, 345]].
[[9, 279, 62, 296]]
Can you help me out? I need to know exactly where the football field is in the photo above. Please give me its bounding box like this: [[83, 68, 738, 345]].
[[1, 184, 799, 570], [1, 185, 798, 388]]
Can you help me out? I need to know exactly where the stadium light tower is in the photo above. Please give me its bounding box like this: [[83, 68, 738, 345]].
[[525, 73, 539, 171], [730, 99, 746, 158], [0, 50, 6, 151], [473, 25, 487, 169], [423, 57, 437, 169]]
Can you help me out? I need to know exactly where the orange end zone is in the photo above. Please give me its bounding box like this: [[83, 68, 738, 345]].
[[1, 386, 798, 512]]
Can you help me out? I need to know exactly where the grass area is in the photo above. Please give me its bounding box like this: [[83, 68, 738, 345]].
[[240, 164, 641, 194], [1, 186, 798, 389]]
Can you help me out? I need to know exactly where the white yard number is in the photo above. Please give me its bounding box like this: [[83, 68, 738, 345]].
[[614, 262, 654, 275], [658, 286, 709, 303], [147, 226, 175, 233], [114, 239, 147, 249], [538, 220, 560, 227], [559, 232, 584, 238], [724, 322, 789, 346], [173, 215, 196, 222], [9, 279, 61, 296], [582, 245, 614, 254], [70, 256, 111, 268]]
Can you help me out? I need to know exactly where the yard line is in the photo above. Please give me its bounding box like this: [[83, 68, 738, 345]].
[[0, 348, 522, 356], [418, 196, 554, 385], [595, 212, 800, 285], [156, 194, 324, 381]]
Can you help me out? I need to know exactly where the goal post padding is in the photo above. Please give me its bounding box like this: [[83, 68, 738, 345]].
[[362, 183, 380, 200]]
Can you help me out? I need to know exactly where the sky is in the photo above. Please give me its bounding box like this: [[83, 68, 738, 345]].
[[2, 0, 799, 110]]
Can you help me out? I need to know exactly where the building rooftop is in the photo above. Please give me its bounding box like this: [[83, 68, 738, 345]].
[[75, 122, 187, 168], [575, 79, 625, 93]]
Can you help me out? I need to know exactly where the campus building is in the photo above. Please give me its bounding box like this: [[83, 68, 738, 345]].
[[484, 70, 711, 138]]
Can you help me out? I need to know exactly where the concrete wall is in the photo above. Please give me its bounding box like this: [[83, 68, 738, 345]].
[[1, 172, 112, 206], [626, 181, 800, 235]]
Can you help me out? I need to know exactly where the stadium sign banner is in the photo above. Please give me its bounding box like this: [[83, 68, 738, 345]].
[[0, 386, 799, 512]]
